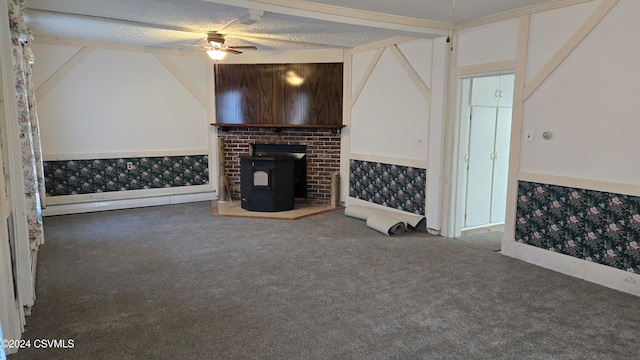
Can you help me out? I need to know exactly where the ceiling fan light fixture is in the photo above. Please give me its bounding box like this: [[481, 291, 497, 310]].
[[208, 39, 223, 47], [206, 49, 227, 61], [207, 33, 225, 47]]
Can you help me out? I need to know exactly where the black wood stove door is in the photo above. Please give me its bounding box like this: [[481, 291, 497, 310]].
[[240, 157, 295, 212]]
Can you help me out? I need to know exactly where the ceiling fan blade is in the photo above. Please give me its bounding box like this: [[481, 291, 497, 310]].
[[224, 48, 243, 55], [227, 46, 257, 50]]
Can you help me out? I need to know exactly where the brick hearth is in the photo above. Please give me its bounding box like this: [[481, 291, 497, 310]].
[[219, 128, 341, 204]]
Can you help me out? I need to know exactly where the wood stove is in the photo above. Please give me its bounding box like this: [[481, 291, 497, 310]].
[[252, 144, 307, 199], [240, 156, 295, 212]]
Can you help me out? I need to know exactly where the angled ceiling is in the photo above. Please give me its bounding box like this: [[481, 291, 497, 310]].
[[24, 0, 555, 52]]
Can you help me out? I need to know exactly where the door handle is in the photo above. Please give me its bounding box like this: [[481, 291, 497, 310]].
[[494, 151, 499, 160]]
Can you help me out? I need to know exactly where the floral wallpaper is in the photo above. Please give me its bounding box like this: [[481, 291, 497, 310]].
[[349, 159, 426, 215], [515, 181, 640, 274], [44, 155, 209, 196]]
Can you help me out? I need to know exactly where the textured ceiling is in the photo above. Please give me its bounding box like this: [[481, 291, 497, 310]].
[[24, 0, 555, 52], [303, 0, 556, 23]]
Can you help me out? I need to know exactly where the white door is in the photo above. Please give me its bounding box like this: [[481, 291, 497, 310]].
[[470, 76, 500, 107], [461, 73, 514, 231], [497, 74, 515, 107], [489, 107, 512, 223], [464, 106, 497, 228]]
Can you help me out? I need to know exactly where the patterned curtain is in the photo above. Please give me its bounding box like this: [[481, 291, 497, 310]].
[[8, 0, 45, 249]]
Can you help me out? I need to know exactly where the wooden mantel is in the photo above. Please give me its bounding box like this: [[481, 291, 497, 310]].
[[211, 123, 345, 134]]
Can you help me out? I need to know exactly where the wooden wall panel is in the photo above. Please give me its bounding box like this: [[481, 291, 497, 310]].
[[215, 63, 342, 126], [282, 63, 306, 125], [255, 64, 279, 124], [215, 64, 255, 124]]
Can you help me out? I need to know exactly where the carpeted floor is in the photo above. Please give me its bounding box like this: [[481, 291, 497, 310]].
[[455, 231, 503, 252], [9, 202, 640, 359]]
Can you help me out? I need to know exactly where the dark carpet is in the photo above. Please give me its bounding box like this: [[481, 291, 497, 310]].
[[9, 202, 640, 359]]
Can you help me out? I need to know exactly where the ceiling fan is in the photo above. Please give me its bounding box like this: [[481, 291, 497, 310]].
[[178, 32, 258, 60], [26, 7, 346, 59]]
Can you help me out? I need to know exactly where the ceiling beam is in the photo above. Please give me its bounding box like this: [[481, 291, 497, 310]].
[[202, 0, 449, 37]]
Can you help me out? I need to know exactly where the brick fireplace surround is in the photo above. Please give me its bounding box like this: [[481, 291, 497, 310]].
[[219, 128, 341, 204]]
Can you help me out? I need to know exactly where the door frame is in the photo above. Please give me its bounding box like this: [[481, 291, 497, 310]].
[[449, 70, 515, 238]]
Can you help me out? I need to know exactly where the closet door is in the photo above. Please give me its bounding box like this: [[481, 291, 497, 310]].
[[470, 76, 500, 107], [489, 107, 512, 223], [497, 74, 515, 107], [464, 106, 497, 228]]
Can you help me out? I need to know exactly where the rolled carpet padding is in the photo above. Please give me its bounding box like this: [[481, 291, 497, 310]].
[[344, 205, 426, 236], [397, 212, 425, 230], [366, 213, 406, 236], [343, 205, 373, 221]]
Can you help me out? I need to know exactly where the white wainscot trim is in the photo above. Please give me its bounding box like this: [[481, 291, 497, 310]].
[[43, 149, 209, 161], [454, 59, 517, 76], [44, 190, 217, 216], [349, 153, 427, 169], [502, 240, 640, 297], [519, 171, 640, 197]]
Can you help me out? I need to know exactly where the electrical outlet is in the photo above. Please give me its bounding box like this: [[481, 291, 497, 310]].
[[525, 130, 534, 143], [126, 162, 134, 170]]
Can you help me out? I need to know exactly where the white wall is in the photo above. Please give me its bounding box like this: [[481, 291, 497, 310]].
[[347, 38, 449, 230], [456, 19, 519, 67], [31, 42, 216, 210], [521, 0, 640, 183], [33, 45, 209, 156], [32, 44, 346, 213], [350, 45, 430, 160], [450, 0, 640, 296]]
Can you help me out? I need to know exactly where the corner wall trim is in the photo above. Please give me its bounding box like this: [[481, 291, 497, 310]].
[[350, 47, 384, 108], [35, 47, 94, 101], [43, 191, 217, 216], [389, 44, 431, 101], [154, 54, 206, 106], [523, 0, 619, 100], [502, 240, 640, 297]]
